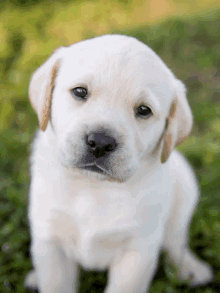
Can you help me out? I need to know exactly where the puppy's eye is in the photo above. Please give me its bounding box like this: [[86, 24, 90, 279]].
[[71, 87, 88, 99], [135, 105, 152, 118]]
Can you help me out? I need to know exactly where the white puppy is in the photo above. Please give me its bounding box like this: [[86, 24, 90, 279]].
[[25, 35, 213, 293]]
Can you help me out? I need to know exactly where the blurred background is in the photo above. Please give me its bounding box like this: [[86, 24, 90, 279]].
[[0, 0, 220, 292]]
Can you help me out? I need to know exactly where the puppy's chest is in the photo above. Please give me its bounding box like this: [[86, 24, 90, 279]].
[[51, 192, 143, 267]]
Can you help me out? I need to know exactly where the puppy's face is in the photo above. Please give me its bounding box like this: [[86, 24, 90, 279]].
[[29, 35, 193, 182]]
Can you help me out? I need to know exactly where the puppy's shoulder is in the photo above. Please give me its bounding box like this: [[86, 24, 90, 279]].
[[169, 150, 199, 192], [29, 130, 42, 170], [170, 150, 194, 173], [29, 129, 55, 176]]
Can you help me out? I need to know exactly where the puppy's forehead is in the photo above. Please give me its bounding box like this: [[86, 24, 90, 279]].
[[58, 35, 175, 103]]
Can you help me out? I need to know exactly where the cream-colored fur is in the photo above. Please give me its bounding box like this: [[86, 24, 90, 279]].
[[25, 35, 213, 293]]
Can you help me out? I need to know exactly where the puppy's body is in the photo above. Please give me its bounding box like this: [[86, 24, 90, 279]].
[[25, 35, 213, 293], [29, 128, 194, 270]]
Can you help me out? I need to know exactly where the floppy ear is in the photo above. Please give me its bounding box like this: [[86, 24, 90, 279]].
[[161, 80, 193, 163], [29, 47, 64, 131]]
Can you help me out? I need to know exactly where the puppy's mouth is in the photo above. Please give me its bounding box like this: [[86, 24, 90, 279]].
[[78, 163, 127, 183], [79, 164, 107, 175]]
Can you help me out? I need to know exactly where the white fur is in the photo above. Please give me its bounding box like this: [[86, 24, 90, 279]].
[[25, 35, 213, 293]]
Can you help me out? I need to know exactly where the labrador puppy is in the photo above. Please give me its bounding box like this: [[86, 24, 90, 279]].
[[25, 34, 214, 293]]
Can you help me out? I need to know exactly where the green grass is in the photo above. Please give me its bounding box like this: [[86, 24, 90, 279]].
[[0, 4, 220, 293]]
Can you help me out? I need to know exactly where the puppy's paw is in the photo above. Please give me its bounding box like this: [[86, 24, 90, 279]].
[[189, 262, 214, 287], [179, 260, 214, 287], [24, 270, 38, 290]]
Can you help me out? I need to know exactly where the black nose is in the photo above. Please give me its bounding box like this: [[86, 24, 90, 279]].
[[86, 132, 117, 158]]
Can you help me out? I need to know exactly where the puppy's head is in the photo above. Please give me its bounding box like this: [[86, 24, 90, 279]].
[[29, 35, 192, 182]]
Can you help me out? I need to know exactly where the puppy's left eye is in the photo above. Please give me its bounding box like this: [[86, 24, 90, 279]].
[[135, 105, 152, 118], [71, 87, 88, 99]]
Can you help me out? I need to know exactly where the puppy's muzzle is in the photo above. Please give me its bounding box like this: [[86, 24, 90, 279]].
[[78, 131, 118, 175], [86, 131, 117, 159]]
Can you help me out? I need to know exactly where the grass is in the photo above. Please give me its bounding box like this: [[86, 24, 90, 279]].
[[0, 1, 220, 292]]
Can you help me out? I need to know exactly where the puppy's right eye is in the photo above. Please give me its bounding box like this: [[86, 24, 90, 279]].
[[71, 87, 88, 99]]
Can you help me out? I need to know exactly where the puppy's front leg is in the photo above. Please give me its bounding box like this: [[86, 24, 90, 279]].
[[105, 240, 161, 293], [31, 238, 78, 293]]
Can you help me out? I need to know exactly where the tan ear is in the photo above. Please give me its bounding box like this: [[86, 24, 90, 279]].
[[29, 47, 64, 131], [161, 80, 193, 163]]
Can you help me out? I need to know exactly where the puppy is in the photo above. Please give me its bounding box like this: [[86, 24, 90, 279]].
[[25, 35, 214, 293]]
